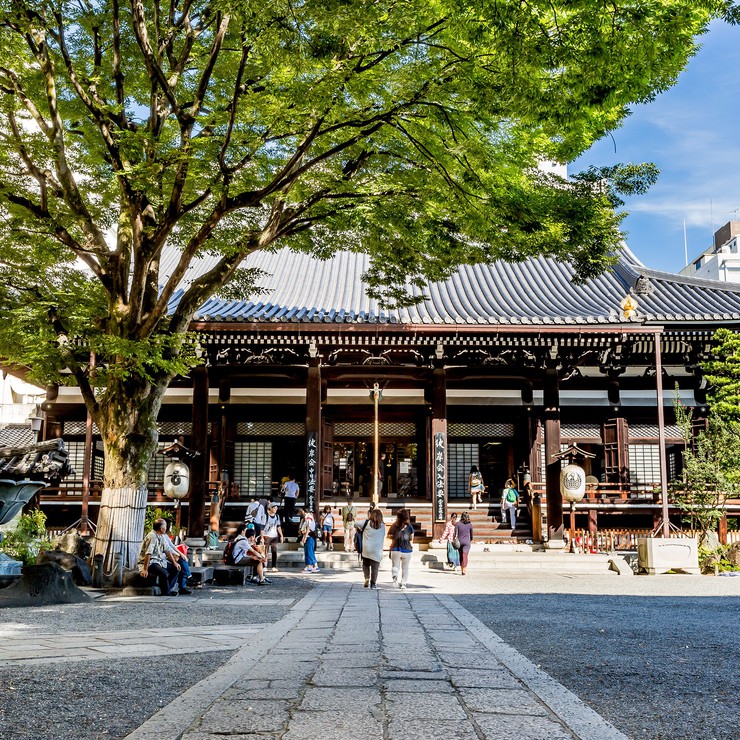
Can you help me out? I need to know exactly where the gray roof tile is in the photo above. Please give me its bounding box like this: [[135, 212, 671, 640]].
[[163, 247, 740, 326]]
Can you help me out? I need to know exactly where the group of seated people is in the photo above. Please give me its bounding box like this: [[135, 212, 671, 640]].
[[137, 517, 193, 596], [227, 499, 284, 585]]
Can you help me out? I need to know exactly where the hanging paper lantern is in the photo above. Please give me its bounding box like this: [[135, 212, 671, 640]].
[[164, 461, 190, 500], [560, 463, 586, 503]]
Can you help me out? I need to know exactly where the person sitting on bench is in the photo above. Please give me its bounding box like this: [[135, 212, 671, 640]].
[[232, 526, 271, 585]]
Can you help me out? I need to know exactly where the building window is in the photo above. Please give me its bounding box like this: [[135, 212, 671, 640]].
[[60, 440, 87, 490], [448, 443, 479, 499], [234, 441, 272, 499], [628, 444, 661, 487]]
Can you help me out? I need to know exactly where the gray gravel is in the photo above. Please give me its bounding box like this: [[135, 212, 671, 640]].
[[0, 575, 315, 740], [0, 575, 314, 632], [0, 650, 233, 739], [455, 582, 740, 740]]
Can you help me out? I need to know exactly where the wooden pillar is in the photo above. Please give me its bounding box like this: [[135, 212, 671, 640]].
[[81, 409, 93, 536], [718, 515, 728, 546], [305, 361, 321, 518], [189, 366, 209, 542], [544, 369, 564, 542], [431, 366, 447, 539], [603, 417, 629, 486], [588, 509, 598, 552]]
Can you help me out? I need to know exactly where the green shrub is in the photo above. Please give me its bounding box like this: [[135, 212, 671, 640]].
[[698, 543, 740, 573], [144, 506, 174, 534], [0, 509, 51, 566]]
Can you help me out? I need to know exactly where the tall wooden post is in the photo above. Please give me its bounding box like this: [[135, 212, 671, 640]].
[[431, 366, 447, 539], [189, 366, 209, 543], [81, 408, 93, 536], [655, 331, 670, 537], [305, 360, 322, 519], [544, 369, 564, 543]]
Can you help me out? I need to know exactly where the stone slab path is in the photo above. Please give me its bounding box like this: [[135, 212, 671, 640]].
[[127, 584, 627, 740], [0, 624, 268, 666]]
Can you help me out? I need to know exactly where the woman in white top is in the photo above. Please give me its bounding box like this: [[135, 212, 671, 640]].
[[359, 508, 386, 589], [262, 503, 283, 571]]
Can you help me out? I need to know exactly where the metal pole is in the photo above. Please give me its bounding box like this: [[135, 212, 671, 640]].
[[570, 501, 576, 553], [655, 331, 670, 537], [373, 382, 380, 506]]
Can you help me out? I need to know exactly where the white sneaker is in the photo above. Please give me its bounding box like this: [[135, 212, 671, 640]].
[[392, 576, 398, 587], [270, 567, 279, 572], [399, 583, 407, 590]]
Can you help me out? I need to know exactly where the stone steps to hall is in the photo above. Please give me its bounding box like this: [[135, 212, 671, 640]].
[[193, 539, 622, 576], [195, 545, 619, 576], [220, 502, 534, 546]]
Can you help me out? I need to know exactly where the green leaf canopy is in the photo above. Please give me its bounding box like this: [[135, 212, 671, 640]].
[[0, 0, 725, 395]]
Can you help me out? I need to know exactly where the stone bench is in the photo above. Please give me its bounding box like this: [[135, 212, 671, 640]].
[[189, 566, 214, 585], [213, 566, 251, 586]]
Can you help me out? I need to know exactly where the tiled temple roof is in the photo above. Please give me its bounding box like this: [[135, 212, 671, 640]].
[[163, 246, 740, 326]]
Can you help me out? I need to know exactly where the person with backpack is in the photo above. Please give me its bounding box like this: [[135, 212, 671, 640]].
[[502, 478, 520, 531], [231, 525, 270, 585], [468, 465, 485, 510], [252, 498, 268, 541], [262, 502, 284, 572], [341, 495, 357, 552], [223, 523, 249, 567], [297, 509, 319, 573], [440, 512, 460, 570], [359, 508, 385, 589], [388, 508, 414, 590]]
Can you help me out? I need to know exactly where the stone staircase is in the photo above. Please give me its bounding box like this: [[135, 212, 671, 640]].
[[194, 540, 624, 576], [421, 543, 622, 575]]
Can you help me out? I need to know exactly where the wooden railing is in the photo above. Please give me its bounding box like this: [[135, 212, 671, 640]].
[[573, 527, 740, 552], [530, 481, 660, 504], [39, 479, 238, 502]]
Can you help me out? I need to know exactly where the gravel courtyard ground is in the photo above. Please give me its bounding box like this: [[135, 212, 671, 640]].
[[447, 573, 740, 740], [1, 567, 738, 740], [0, 576, 314, 740]]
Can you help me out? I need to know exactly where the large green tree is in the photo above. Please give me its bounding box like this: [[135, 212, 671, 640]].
[[0, 0, 729, 568]]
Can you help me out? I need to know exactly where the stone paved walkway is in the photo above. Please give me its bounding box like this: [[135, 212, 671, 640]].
[[127, 584, 627, 740], [0, 624, 267, 666]]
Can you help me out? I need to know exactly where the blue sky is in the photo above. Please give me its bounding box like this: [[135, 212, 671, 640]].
[[571, 19, 740, 273]]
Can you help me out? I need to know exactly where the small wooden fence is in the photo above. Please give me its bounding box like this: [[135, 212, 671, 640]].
[[574, 528, 740, 552]]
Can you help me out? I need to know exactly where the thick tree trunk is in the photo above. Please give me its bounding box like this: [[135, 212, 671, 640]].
[[95, 485, 148, 571], [92, 379, 165, 570]]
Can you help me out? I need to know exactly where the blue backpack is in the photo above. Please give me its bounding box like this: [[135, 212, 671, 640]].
[[353, 521, 369, 560]]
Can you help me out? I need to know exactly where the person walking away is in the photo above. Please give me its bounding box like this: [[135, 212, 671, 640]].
[[468, 465, 484, 510], [502, 479, 520, 532], [341, 495, 357, 552], [320, 505, 335, 550], [138, 517, 181, 596], [455, 511, 474, 575], [388, 508, 414, 589], [440, 512, 459, 570], [245, 498, 260, 525], [298, 509, 319, 573], [252, 498, 268, 541], [281, 476, 299, 522], [262, 502, 283, 572], [360, 508, 386, 589]]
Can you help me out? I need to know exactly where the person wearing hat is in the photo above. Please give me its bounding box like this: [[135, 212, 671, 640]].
[[262, 502, 284, 572]]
